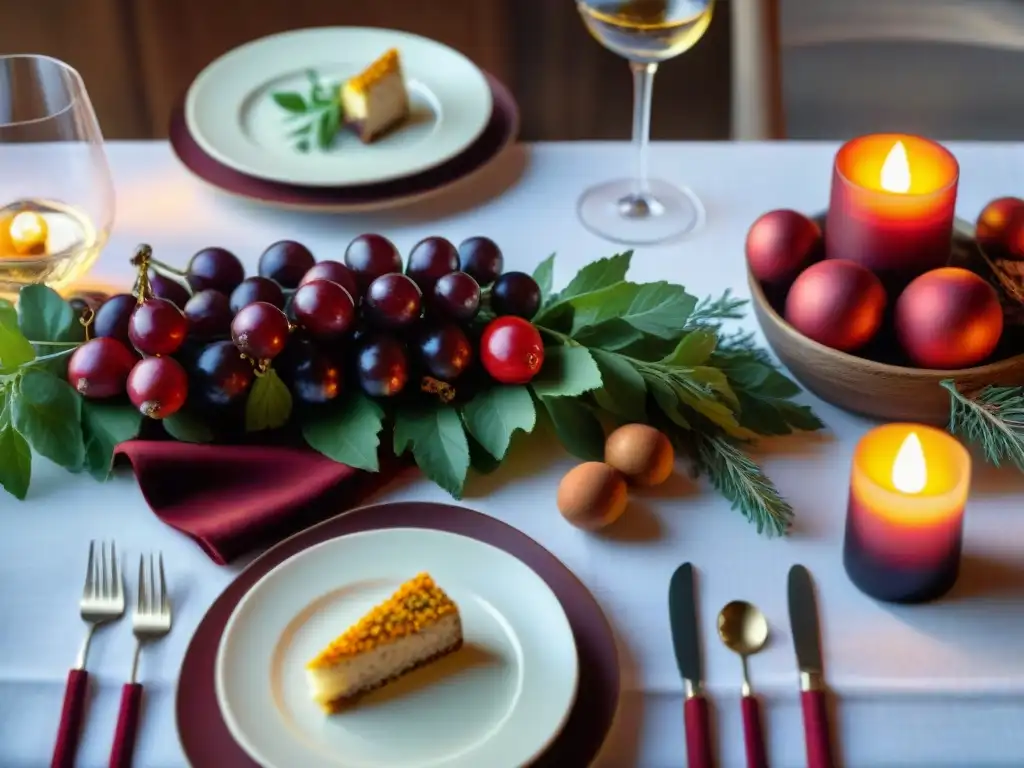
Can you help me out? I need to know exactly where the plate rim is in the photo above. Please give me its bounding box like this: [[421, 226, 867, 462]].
[[184, 26, 493, 187], [174, 501, 621, 768], [214, 526, 580, 768], [168, 70, 519, 214]]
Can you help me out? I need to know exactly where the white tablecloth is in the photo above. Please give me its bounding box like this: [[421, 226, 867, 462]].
[[3, 141, 1024, 768]]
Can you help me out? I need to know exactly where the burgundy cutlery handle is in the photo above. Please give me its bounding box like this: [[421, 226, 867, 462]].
[[684, 695, 714, 768], [741, 695, 768, 768], [800, 689, 835, 768], [108, 683, 143, 768], [51, 668, 89, 768]]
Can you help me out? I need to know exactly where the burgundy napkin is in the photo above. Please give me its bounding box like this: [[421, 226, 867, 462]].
[[114, 441, 407, 565]]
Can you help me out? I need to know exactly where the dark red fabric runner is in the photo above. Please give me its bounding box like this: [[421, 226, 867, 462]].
[[115, 440, 406, 564]]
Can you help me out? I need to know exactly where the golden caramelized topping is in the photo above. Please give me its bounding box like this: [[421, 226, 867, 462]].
[[345, 49, 402, 95], [307, 573, 458, 668]]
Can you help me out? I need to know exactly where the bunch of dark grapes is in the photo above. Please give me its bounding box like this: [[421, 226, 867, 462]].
[[66, 234, 545, 427]]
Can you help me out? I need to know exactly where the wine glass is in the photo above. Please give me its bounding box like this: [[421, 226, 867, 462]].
[[576, 0, 714, 245], [0, 55, 114, 299]]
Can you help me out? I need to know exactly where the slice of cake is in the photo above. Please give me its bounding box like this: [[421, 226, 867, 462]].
[[341, 48, 410, 143], [306, 573, 463, 711]]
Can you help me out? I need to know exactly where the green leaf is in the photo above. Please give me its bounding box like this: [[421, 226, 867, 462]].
[[661, 329, 718, 367], [606, 331, 680, 361], [245, 369, 293, 432], [461, 385, 536, 460], [11, 368, 84, 470], [317, 108, 339, 149], [539, 396, 605, 461], [572, 318, 645, 351], [590, 349, 647, 421], [529, 346, 602, 399], [80, 399, 143, 481], [467, 433, 502, 475], [272, 92, 308, 113], [736, 392, 823, 436], [532, 253, 556, 305], [296, 138, 311, 153], [672, 377, 748, 438], [18, 284, 81, 342], [302, 393, 385, 472], [645, 373, 691, 429], [162, 410, 214, 444], [0, 392, 31, 499], [722, 362, 823, 436], [721, 360, 774, 391], [688, 366, 740, 409], [394, 404, 470, 498], [0, 298, 17, 329], [533, 252, 633, 325], [0, 323, 36, 374], [570, 281, 698, 339], [560, 252, 632, 300]]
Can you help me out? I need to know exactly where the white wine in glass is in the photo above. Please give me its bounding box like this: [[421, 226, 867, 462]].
[[0, 55, 114, 299], [576, 0, 714, 244]]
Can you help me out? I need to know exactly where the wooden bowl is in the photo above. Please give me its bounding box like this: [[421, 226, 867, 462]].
[[748, 216, 1024, 425]]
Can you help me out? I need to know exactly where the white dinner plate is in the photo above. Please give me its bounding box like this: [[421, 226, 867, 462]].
[[185, 28, 493, 186], [215, 528, 579, 768]]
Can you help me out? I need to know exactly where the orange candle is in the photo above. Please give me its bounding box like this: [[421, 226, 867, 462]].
[[843, 423, 970, 604], [827, 134, 959, 287]]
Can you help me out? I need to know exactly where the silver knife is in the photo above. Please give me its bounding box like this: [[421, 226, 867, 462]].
[[668, 563, 713, 768], [788, 564, 835, 768]]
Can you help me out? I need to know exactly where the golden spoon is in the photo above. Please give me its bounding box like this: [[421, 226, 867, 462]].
[[718, 600, 770, 768]]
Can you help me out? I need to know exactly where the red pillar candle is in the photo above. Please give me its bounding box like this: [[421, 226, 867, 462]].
[[843, 423, 970, 604], [826, 134, 959, 286]]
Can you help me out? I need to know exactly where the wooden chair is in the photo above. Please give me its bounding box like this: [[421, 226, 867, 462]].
[[730, 0, 785, 140], [734, 0, 1024, 140]]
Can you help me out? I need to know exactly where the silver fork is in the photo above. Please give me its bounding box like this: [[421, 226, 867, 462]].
[[52, 540, 125, 768], [109, 552, 173, 768]]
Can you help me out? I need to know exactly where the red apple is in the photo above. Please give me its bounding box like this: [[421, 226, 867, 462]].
[[746, 209, 822, 285], [785, 260, 886, 352]]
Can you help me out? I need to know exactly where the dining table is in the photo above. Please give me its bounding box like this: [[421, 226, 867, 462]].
[[3, 139, 1024, 768]]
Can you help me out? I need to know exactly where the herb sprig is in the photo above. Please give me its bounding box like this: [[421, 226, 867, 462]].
[[943, 379, 1024, 471], [0, 253, 825, 538], [271, 70, 343, 153], [302, 251, 825, 537]]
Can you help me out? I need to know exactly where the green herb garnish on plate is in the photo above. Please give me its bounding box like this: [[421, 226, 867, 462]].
[[271, 70, 343, 153]]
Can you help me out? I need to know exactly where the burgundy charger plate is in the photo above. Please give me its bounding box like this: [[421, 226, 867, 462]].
[[176, 502, 620, 768], [169, 73, 519, 212]]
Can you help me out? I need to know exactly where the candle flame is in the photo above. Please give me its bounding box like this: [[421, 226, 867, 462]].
[[880, 141, 912, 193], [892, 431, 927, 494]]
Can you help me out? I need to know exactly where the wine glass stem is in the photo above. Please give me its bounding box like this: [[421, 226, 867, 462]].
[[624, 61, 659, 217]]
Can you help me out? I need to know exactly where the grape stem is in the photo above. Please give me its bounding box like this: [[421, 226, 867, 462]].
[[147, 256, 187, 278], [24, 347, 76, 366]]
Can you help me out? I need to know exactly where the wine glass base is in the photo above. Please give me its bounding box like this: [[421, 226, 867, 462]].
[[577, 178, 705, 245]]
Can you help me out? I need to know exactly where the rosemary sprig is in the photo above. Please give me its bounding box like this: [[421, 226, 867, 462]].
[[271, 70, 343, 153], [694, 433, 794, 537], [942, 379, 1024, 471]]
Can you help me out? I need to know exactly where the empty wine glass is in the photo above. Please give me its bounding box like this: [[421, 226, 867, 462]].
[[0, 55, 114, 299], [576, 0, 714, 244]]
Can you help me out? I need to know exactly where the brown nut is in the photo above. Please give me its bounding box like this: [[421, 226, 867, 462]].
[[557, 462, 628, 530], [605, 424, 674, 486]]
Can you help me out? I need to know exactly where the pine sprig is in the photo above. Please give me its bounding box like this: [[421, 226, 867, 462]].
[[942, 379, 1024, 471], [693, 433, 793, 537], [0, 250, 823, 538], [523, 253, 822, 535], [686, 289, 748, 328]]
